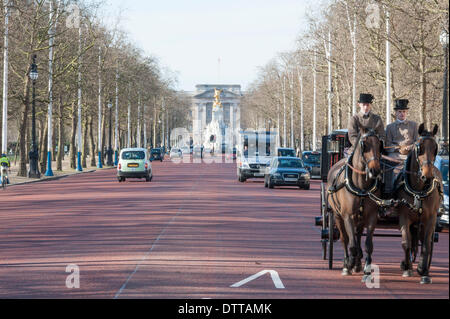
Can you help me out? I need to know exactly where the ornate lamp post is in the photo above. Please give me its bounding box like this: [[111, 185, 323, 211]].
[[28, 55, 40, 178], [107, 101, 113, 166], [440, 29, 449, 148]]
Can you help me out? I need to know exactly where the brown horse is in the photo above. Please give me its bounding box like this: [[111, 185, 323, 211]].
[[327, 127, 383, 281], [396, 124, 443, 284]]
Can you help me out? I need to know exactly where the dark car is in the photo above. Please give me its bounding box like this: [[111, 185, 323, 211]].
[[302, 151, 321, 179], [264, 157, 310, 190], [277, 148, 296, 157], [150, 148, 164, 162], [435, 154, 449, 229]]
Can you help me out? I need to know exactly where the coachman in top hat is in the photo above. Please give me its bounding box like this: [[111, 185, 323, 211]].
[[348, 93, 386, 150], [383, 99, 419, 197]]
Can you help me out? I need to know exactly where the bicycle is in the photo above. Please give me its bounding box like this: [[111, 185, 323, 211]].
[[1, 163, 9, 190]]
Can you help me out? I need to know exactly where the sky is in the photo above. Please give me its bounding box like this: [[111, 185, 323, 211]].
[[103, 0, 322, 92]]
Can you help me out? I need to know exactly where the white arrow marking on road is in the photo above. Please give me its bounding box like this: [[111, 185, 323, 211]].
[[230, 270, 285, 289]]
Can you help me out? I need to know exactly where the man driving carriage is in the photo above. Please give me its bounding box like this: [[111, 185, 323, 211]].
[[383, 99, 419, 197], [348, 93, 386, 151]]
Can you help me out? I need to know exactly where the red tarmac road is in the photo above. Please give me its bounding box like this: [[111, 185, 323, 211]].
[[0, 159, 448, 299]]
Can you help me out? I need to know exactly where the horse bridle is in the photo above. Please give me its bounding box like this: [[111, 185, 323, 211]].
[[414, 135, 438, 181], [359, 130, 382, 169]]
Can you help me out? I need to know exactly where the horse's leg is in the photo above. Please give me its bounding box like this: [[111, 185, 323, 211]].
[[362, 211, 378, 282], [344, 215, 358, 274], [354, 225, 364, 273], [417, 216, 435, 284], [399, 210, 413, 277], [336, 216, 351, 276]]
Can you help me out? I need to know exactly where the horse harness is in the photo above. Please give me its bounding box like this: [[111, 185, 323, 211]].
[[395, 136, 443, 215], [327, 130, 390, 218]]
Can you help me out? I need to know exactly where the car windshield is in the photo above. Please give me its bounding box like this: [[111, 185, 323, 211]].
[[278, 159, 304, 168], [303, 153, 320, 164], [278, 149, 295, 157], [122, 151, 145, 160]]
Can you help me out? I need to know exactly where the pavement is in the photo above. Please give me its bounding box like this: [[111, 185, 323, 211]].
[[0, 158, 448, 299], [5, 156, 104, 187]]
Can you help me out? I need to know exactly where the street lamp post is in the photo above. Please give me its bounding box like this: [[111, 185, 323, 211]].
[[107, 101, 113, 166], [440, 29, 449, 147], [28, 54, 40, 178]]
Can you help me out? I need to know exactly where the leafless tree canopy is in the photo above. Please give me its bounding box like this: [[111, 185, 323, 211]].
[[0, 0, 190, 176], [242, 0, 448, 151]]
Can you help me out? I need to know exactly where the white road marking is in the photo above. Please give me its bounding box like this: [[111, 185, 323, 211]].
[[230, 270, 285, 289]]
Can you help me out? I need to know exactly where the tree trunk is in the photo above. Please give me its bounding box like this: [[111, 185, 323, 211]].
[[40, 119, 48, 173], [17, 76, 31, 177], [89, 115, 96, 167], [101, 109, 106, 165], [82, 114, 88, 168], [70, 101, 77, 169], [57, 96, 64, 171]]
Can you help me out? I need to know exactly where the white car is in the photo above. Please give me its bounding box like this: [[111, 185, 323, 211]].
[[117, 148, 152, 182], [170, 148, 182, 159]]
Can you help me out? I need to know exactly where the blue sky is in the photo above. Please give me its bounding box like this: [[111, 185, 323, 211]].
[[103, 0, 323, 91]]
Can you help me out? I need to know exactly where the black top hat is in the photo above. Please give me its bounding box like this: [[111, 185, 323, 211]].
[[394, 99, 409, 110], [358, 93, 374, 104]]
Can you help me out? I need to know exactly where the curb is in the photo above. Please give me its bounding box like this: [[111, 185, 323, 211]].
[[7, 168, 115, 187]]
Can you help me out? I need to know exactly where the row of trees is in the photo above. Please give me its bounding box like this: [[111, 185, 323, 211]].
[[0, 0, 190, 177], [241, 0, 448, 151]]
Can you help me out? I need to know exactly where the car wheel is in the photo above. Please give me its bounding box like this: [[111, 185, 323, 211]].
[[264, 177, 268, 188], [122, 178, 126, 182], [239, 174, 246, 183], [304, 184, 310, 190], [268, 178, 274, 189], [146, 175, 151, 182]]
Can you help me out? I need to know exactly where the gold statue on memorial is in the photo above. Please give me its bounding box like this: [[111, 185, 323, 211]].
[[213, 88, 223, 109]]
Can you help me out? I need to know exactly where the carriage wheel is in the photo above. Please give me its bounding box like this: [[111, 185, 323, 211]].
[[328, 211, 334, 270]]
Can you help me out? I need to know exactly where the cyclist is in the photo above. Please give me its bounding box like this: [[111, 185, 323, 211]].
[[0, 153, 11, 185]]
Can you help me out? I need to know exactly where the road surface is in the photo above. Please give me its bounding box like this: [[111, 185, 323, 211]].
[[0, 159, 448, 299]]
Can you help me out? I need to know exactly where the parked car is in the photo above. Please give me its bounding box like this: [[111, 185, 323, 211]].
[[117, 148, 152, 182], [150, 148, 164, 162], [264, 156, 310, 189], [170, 148, 182, 159], [435, 154, 449, 229], [277, 148, 296, 157], [302, 151, 321, 179]]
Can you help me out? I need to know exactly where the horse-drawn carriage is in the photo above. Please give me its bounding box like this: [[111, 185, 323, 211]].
[[315, 126, 444, 284]]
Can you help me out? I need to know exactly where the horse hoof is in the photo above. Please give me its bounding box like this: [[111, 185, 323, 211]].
[[420, 276, 432, 284], [353, 265, 362, 273], [342, 269, 352, 276], [402, 270, 413, 278]]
